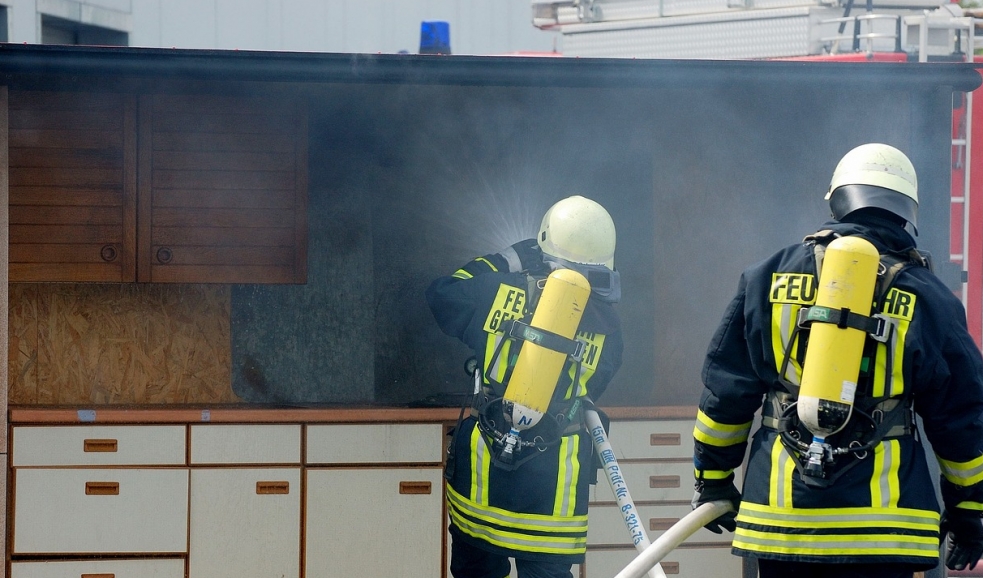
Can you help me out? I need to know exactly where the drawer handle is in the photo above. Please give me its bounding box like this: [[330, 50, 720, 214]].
[[663, 562, 680, 575], [649, 475, 680, 489], [84, 439, 118, 452], [399, 481, 432, 495], [256, 481, 290, 495], [650, 517, 680, 531], [85, 482, 120, 496], [650, 433, 681, 446], [82, 574, 116, 578]]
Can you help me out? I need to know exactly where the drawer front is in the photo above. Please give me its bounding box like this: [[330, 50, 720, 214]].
[[190, 424, 301, 464], [585, 545, 740, 577], [593, 462, 743, 503], [588, 503, 733, 546], [12, 425, 187, 466], [607, 420, 694, 460], [11, 558, 186, 578], [13, 468, 189, 554], [306, 423, 443, 464]]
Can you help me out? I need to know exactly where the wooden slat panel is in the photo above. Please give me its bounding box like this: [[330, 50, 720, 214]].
[[10, 167, 121, 188], [149, 245, 294, 266], [152, 226, 294, 247], [10, 206, 122, 226], [8, 129, 123, 149], [153, 188, 295, 209], [9, 188, 121, 206], [152, 150, 294, 172], [153, 207, 294, 229], [8, 263, 125, 283], [152, 112, 296, 135], [9, 90, 123, 110], [10, 244, 122, 264], [10, 225, 123, 244], [152, 169, 294, 190], [150, 265, 296, 284], [9, 109, 123, 131], [10, 147, 123, 169], [153, 93, 283, 114], [151, 131, 295, 153]]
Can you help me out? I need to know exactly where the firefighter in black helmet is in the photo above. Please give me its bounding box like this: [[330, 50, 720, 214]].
[[691, 143, 983, 577], [426, 195, 624, 578]]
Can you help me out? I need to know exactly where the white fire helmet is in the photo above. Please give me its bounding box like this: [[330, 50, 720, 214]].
[[538, 195, 616, 270], [825, 143, 918, 229]]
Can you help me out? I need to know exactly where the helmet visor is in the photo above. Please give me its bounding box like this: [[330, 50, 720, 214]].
[[828, 184, 918, 231]]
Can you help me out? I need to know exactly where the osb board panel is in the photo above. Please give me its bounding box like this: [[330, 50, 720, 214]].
[[8, 284, 237, 404]]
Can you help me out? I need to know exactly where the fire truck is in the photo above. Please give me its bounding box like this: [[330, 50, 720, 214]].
[[532, 0, 983, 347]]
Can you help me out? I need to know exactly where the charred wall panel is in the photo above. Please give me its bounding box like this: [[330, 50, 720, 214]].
[[230, 78, 945, 408]]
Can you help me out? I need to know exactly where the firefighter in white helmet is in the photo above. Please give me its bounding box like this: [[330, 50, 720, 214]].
[[691, 143, 983, 577], [426, 195, 623, 578]]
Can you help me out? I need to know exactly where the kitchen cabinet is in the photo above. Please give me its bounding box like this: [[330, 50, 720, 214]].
[[7, 88, 308, 284], [188, 424, 302, 578], [585, 417, 743, 577], [306, 423, 445, 578]]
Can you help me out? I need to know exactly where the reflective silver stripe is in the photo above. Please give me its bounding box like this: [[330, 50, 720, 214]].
[[871, 440, 900, 509], [554, 436, 578, 517], [738, 502, 938, 528], [777, 303, 801, 386], [693, 410, 751, 447], [471, 426, 490, 504], [447, 505, 587, 554], [484, 333, 509, 385], [733, 528, 939, 557], [769, 439, 795, 509], [938, 454, 983, 486]]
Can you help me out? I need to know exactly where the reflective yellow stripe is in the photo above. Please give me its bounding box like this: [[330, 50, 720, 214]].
[[738, 501, 939, 530], [475, 257, 498, 271], [695, 468, 734, 481], [446, 484, 588, 555], [554, 436, 580, 517], [957, 501, 983, 511], [939, 453, 983, 487], [871, 440, 901, 509], [693, 410, 752, 447], [484, 333, 513, 386], [872, 293, 912, 398], [770, 302, 804, 385], [452, 269, 474, 280], [470, 426, 491, 504], [768, 438, 795, 509], [560, 332, 605, 399]]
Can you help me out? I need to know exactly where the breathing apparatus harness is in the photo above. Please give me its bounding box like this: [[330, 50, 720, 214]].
[[770, 230, 929, 487]]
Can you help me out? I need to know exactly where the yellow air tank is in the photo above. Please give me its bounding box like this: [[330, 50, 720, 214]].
[[797, 235, 880, 438], [504, 268, 591, 431]]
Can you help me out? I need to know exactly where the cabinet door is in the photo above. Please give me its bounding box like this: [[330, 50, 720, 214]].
[[137, 92, 308, 284], [8, 89, 137, 282], [189, 468, 301, 578], [307, 467, 443, 578], [11, 558, 185, 578]]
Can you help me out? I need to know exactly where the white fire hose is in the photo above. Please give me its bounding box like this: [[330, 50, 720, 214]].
[[585, 408, 735, 578], [613, 500, 735, 578]]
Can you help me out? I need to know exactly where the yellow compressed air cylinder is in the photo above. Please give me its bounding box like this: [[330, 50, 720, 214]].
[[504, 268, 591, 431], [798, 236, 880, 438]]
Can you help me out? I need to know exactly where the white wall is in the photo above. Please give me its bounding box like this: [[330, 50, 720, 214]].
[[128, 0, 559, 55]]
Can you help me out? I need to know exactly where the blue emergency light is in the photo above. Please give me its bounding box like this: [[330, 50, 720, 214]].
[[419, 21, 450, 55]]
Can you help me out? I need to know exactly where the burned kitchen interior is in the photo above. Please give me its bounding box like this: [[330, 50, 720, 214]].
[[0, 44, 978, 411]]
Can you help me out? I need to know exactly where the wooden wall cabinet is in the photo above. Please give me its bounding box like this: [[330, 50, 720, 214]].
[[8, 89, 308, 284]]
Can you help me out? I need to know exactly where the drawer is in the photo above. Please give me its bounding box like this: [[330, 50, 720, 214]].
[[11, 558, 186, 578], [593, 462, 743, 503], [13, 468, 189, 554], [606, 419, 694, 460], [306, 423, 443, 464], [588, 503, 732, 546], [12, 425, 186, 466], [190, 424, 301, 464], [585, 545, 741, 577]]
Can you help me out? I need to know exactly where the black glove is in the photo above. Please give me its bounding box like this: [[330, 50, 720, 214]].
[[692, 477, 741, 534], [507, 239, 549, 274], [941, 508, 983, 571]]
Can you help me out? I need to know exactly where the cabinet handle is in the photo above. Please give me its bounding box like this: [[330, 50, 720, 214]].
[[84, 439, 118, 453], [85, 481, 120, 495], [662, 562, 680, 575], [650, 517, 680, 531], [650, 433, 681, 446], [399, 481, 432, 495], [156, 247, 173, 264], [649, 475, 680, 489], [256, 481, 290, 495], [81, 574, 115, 578], [99, 245, 118, 262]]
